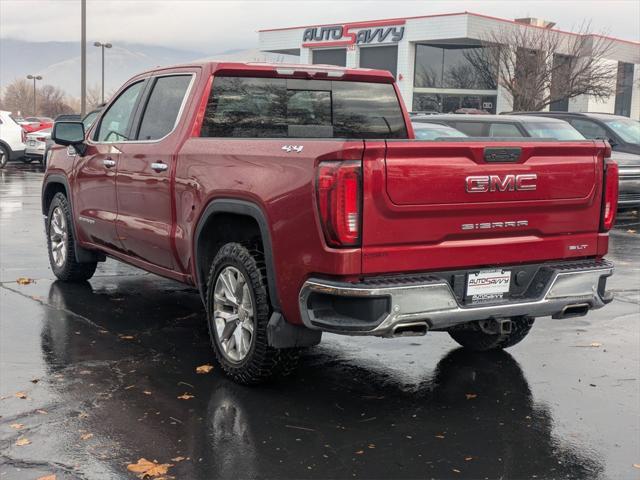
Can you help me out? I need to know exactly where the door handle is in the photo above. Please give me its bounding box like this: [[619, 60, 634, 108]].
[[151, 162, 168, 172], [103, 158, 116, 168]]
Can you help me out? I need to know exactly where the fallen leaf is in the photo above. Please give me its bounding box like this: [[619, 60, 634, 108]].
[[355, 450, 364, 455], [465, 456, 473, 461], [177, 393, 194, 400], [633, 463, 640, 469], [120, 335, 135, 340], [127, 458, 173, 478], [143, 391, 152, 395], [80, 433, 94, 440], [78, 412, 89, 418], [367, 443, 375, 449], [435, 434, 445, 439], [15, 437, 31, 446], [590, 342, 602, 347], [465, 393, 477, 400], [195, 364, 214, 374], [16, 277, 34, 285], [37, 475, 56, 480], [627, 229, 636, 234], [171, 456, 185, 462], [9, 423, 25, 430], [37, 409, 48, 415], [15, 391, 27, 399], [452, 468, 461, 473]]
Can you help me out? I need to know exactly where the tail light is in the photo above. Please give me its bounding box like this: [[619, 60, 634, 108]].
[[600, 160, 618, 232], [36, 136, 46, 142], [316, 161, 362, 247]]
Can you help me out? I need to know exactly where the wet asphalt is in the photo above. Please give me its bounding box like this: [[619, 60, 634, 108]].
[[0, 163, 638, 480]]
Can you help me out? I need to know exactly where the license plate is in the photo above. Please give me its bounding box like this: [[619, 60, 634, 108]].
[[28, 140, 36, 146], [466, 269, 511, 299]]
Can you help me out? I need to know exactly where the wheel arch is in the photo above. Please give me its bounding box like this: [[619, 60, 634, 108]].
[[194, 199, 280, 311]]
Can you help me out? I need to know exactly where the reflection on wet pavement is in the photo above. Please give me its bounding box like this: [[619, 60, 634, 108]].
[[1, 163, 639, 479]]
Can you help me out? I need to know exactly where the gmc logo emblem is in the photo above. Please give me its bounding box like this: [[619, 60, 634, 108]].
[[466, 174, 537, 193]]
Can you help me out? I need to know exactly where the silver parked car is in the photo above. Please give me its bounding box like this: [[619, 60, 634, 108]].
[[612, 151, 640, 209]]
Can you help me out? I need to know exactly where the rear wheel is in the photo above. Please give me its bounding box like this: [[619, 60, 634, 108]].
[[0, 145, 8, 169], [206, 242, 299, 384], [448, 316, 534, 351], [47, 193, 97, 282]]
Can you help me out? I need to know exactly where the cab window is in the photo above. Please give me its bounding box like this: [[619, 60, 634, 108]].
[[95, 81, 144, 142]]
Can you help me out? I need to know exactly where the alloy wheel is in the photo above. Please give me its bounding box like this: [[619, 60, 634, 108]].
[[49, 207, 67, 267], [213, 266, 255, 363]]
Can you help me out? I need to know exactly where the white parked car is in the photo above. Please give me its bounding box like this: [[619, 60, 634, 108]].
[[0, 110, 26, 168], [24, 128, 51, 164]]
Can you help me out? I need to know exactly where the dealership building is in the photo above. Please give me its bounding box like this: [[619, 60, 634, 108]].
[[259, 12, 640, 119]]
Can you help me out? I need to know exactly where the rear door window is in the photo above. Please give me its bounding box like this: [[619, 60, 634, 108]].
[[449, 122, 486, 137], [569, 119, 608, 139], [137, 75, 192, 140], [488, 123, 524, 137], [201, 76, 407, 139]]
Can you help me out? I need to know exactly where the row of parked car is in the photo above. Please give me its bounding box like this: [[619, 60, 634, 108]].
[[0, 110, 101, 169], [1, 106, 638, 209], [410, 112, 640, 209]]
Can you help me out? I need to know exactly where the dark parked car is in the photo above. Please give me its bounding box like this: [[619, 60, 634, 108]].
[[412, 114, 585, 140], [54, 114, 82, 122], [509, 112, 640, 155]]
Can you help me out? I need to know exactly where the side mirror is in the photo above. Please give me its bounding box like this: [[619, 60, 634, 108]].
[[607, 137, 618, 147], [52, 121, 86, 155]]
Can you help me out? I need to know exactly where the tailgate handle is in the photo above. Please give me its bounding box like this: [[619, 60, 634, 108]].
[[484, 147, 522, 163]]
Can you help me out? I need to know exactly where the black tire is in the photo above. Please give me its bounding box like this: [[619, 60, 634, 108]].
[[206, 242, 299, 385], [0, 145, 8, 169], [46, 192, 97, 282], [448, 316, 534, 352]]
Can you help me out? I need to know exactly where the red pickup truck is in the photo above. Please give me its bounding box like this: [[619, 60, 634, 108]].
[[43, 62, 618, 384]]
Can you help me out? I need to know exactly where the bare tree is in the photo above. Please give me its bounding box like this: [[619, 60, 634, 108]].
[[38, 85, 74, 118], [0, 79, 34, 116], [465, 23, 617, 111]]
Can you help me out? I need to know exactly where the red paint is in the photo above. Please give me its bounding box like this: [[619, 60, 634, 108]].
[[44, 61, 612, 328]]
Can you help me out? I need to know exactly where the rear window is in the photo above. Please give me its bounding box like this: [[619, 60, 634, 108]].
[[200, 76, 407, 139], [524, 122, 585, 140]]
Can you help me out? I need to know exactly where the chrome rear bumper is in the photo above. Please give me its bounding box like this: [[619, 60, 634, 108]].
[[299, 259, 614, 336]]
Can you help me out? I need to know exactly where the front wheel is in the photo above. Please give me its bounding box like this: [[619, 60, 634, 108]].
[[206, 242, 299, 385], [448, 316, 534, 351], [46, 193, 97, 282]]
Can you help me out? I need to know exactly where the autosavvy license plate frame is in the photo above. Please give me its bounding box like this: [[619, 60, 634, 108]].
[[465, 268, 512, 303]]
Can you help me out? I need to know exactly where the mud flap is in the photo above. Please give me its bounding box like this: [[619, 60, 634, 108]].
[[267, 312, 322, 349]]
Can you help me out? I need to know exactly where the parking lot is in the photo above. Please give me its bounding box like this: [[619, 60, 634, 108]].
[[0, 162, 639, 479]]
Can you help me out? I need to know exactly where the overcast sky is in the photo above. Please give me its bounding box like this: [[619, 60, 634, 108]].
[[1, 0, 639, 52]]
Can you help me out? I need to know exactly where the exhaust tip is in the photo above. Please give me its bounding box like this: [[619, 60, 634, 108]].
[[553, 303, 590, 319], [391, 322, 428, 337]]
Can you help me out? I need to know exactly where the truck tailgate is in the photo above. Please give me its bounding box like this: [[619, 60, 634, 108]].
[[361, 140, 607, 275]]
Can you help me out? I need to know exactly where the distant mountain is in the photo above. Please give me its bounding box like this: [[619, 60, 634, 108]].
[[0, 39, 207, 97]]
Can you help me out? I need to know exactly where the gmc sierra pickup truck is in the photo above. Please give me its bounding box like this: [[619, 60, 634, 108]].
[[43, 62, 618, 384]]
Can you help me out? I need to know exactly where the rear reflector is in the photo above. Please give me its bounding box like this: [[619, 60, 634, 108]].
[[317, 161, 362, 247], [601, 160, 618, 231]]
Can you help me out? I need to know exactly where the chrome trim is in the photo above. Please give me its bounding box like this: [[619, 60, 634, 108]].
[[298, 261, 614, 336], [151, 162, 168, 172]]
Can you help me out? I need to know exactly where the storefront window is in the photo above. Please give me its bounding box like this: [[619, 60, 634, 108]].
[[412, 93, 497, 114], [614, 62, 634, 117], [312, 48, 347, 67], [414, 44, 497, 90]]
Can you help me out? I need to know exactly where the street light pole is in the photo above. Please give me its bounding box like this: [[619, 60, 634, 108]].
[[81, 0, 86, 116], [26, 74, 43, 115], [94, 42, 112, 104]]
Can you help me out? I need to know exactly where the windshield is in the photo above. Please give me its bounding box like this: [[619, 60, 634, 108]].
[[524, 122, 585, 141], [412, 123, 467, 140], [603, 118, 640, 144]]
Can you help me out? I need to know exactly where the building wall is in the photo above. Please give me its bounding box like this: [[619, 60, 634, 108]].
[[259, 13, 640, 118]]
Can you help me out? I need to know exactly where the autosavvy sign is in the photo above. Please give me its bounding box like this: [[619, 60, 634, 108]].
[[302, 19, 405, 47]]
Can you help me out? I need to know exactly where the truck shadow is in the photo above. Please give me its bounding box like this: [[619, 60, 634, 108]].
[[38, 279, 603, 479]]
